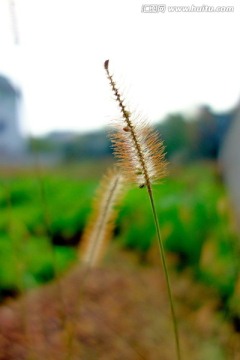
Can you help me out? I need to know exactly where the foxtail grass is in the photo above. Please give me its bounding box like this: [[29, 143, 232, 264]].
[[80, 167, 125, 267], [104, 59, 182, 360], [76, 169, 147, 359]]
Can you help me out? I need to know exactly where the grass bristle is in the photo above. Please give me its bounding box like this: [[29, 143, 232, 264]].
[[79, 167, 125, 267]]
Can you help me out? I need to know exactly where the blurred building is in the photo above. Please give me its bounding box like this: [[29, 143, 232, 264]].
[[220, 101, 240, 229], [196, 105, 234, 158], [0, 74, 25, 160]]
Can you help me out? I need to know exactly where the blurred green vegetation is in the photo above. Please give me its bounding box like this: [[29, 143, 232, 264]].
[[120, 165, 239, 295], [0, 168, 96, 300], [0, 162, 239, 326]]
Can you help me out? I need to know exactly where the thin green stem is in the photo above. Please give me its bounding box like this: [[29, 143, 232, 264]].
[[147, 186, 181, 360]]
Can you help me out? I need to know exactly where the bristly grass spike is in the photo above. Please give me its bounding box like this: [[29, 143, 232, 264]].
[[104, 59, 182, 360]]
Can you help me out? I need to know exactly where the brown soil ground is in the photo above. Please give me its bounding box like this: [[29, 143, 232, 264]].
[[0, 249, 239, 360]]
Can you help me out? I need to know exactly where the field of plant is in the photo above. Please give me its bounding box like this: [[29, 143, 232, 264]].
[[0, 161, 239, 358]]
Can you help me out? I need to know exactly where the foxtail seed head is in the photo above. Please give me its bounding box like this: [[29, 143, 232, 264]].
[[80, 167, 125, 267], [104, 60, 167, 188]]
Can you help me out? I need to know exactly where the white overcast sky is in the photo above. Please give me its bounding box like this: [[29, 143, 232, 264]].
[[0, 0, 239, 136]]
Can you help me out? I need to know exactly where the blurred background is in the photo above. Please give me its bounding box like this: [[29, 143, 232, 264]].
[[0, 0, 240, 358]]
